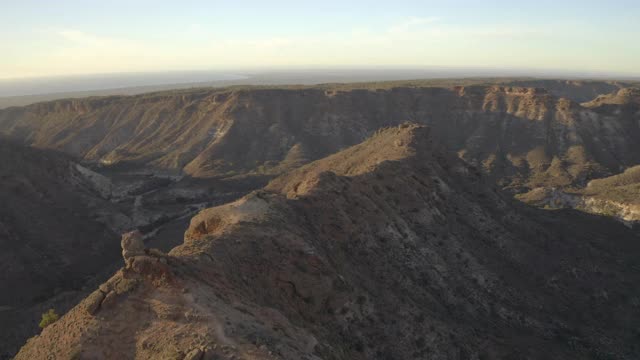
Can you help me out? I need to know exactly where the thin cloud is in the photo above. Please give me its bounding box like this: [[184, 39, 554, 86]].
[[58, 30, 102, 44], [57, 29, 140, 50], [1, 20, 633, 78], [389, 16, 440, 34]]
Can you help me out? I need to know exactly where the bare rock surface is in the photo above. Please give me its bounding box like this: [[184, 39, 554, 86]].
[[519, 164, 640, 225], [121, 230, 145, 261]]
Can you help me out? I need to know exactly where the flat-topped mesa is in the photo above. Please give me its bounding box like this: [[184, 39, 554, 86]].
[[450, 85, 581, 120], [489, 86, 549, 96], [505, 79, 629, 102], [453, 85, 549, 97]]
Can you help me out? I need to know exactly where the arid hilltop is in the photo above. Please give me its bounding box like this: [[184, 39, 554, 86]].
[[15, 125, 640, 359]]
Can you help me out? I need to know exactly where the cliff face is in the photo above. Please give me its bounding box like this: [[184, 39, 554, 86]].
[[506, 79, 628, 102], [1, 86, 639, 191], [16, 125, 640, 360]]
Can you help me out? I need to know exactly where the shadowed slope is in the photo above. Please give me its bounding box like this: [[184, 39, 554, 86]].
[[0, 140, 123, 358]]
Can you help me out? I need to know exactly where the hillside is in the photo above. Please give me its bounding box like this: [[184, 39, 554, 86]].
[[583, 87, 640, 132], [515, 88, 640, 222], [578, 165, 640, 222], [0, 139, 272, 357], [0, 140, 123, 358], [587, 164, 640, 191], [16, 125, 640, 359], [1, 84, 639, 192]]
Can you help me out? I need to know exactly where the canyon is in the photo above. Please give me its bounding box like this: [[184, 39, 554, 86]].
[[1, 79, 640, 359]]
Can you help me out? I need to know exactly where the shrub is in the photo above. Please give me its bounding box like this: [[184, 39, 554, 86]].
[[39, 309, 59, 329]]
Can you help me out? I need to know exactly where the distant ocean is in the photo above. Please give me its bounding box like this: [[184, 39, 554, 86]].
[[0, 71, 248, 97]]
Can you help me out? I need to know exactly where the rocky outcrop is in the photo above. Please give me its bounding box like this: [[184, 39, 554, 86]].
[[583, 87, 640, 107], [519, 164, 640, 224], [121, 230, 145, 261], [580, 197, 640, 223], [506, 79, 628, 102], [15, 125, 640, 359]]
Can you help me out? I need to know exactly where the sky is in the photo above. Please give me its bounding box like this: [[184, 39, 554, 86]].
[[1, 0, 639, 79]]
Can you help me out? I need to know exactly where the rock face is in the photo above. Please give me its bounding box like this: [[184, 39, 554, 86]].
[[15, 125, 640, 360], [1, 84, 639, 192], [506, 79, 627, 102]]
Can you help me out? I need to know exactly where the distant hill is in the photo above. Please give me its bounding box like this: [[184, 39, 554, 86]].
[[506, 79, 629, 102], [2, 75, 636, 109], [1, 81, 639, 192]]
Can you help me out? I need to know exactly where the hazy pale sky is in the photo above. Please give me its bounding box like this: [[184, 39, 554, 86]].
[[1, 0, 639, 79]]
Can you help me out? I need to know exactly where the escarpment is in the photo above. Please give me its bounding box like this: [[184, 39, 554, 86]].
[[1, 85, 639, 191]]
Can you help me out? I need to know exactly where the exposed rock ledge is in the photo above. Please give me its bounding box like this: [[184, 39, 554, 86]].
[[518, 187, 640, 226]]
